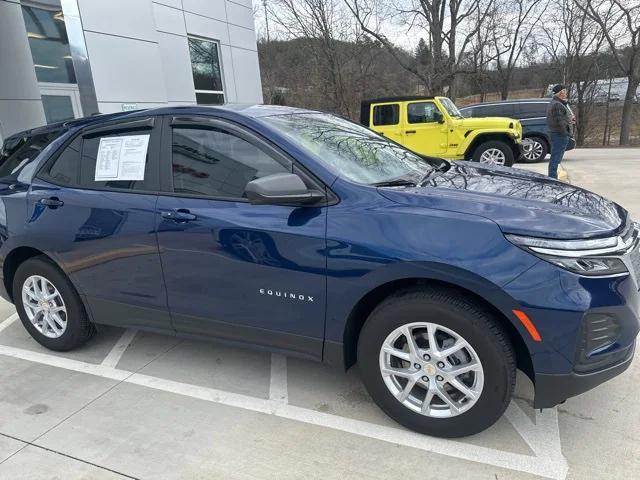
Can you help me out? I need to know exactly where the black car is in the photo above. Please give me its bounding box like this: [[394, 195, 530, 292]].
[[459, 99, 576, 163]]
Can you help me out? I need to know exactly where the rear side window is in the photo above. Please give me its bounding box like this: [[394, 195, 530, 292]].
[[473, 104, 514, 117], [40, 124, 159, 191], [171, 126, 291, 199], [0, 131, 60, 179], [372, 104, 399, 126], [514, 103, 548, 119]]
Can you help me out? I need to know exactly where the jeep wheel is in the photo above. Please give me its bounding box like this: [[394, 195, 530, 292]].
[[13, 256, 95, 351], [358, 287, 516, 438], [472, 140, 515, 167], [520, 136, 548, 163]]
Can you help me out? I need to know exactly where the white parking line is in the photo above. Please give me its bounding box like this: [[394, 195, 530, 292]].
[[0, 341, 568, 479], [269, 353, 288, 403], [101, 329, 137, 368], [0, 313, 18, 334]]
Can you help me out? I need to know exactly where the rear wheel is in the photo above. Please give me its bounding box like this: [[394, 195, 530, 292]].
[[13, 256, 95, 351], [520, 136, 548, 163], [358, 287, 516, 438], [472, 140, 515, 167]]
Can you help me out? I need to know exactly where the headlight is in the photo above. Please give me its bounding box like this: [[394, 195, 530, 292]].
[[506, 232, 633, 277]]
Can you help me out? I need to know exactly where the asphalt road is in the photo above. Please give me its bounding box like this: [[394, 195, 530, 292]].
[[0, 148, 638, 480]]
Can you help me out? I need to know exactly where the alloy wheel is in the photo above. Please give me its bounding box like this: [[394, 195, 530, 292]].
[[379, 322, 484, 418], [21, 275, 67, 338], [522, 139, 544, 161], [478, 148, 506, 166]]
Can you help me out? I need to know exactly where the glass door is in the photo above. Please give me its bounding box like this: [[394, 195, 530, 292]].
[[39, 84, 82, 124]]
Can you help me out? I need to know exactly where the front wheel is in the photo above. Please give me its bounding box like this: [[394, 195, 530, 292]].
[[358, 288, 516, 438], [471, 140, 515, 167]]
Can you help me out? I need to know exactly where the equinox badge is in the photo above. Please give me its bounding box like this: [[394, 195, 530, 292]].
[[259, 288, 314, 302]]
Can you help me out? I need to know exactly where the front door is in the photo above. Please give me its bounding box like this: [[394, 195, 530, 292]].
[[403, 101, 448, 156], [156, 117, 327, 358]]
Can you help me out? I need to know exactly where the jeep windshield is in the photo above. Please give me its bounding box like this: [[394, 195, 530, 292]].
[[440, 98, 463, 118], [265, 113, 438, 185]]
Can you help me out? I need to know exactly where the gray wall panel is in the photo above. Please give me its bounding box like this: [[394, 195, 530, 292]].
[[226, 1, 254, 29], [182, 0, 227, 21], [153, 2, 187, 36], [231, 48, 262, 103], [228, 25, 257, 51], [153, 0, 182, 8], [185, 12, 230, 44], [219, 44, 237, 102], [0, 100, 46, 137], [85, 32, 167, 103], [78, 0, 158, 42], [157, 33, 197, 102]]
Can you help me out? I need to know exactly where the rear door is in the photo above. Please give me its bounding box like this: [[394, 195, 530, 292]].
[[29, 117, 170, 330], [403, 101, 447, 156], [155, 115, 327, 358], [370, 102, 403, 143]]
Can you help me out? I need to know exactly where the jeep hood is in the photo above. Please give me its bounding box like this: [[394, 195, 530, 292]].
[[379, 161, 627, 240], [455, 116, 517, 129]]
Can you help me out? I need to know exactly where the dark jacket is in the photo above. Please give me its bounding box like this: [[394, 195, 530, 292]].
[[546, 97, 571, 135]]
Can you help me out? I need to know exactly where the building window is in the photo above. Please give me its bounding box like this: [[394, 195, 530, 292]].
[[21, 4, 76, 84], [188, 37, 225, 105]]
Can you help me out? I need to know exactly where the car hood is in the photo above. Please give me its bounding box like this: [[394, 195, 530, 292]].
[[378, 161, 627, 240], [455, 116, 517, 129]]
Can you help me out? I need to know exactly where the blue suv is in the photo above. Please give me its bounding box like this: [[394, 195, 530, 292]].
[[0, 105, 637, 438]]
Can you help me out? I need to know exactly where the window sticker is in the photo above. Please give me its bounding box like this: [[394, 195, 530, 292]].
[[94, 134, 149, 181]]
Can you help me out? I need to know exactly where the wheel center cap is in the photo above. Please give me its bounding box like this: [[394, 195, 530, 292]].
[[423, 364, 436, 376]]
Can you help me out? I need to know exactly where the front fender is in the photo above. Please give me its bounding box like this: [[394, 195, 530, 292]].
[[456, 129, 521, 157]]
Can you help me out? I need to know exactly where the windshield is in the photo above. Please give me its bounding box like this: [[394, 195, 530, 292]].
[[440, 98, 463, 118], [264, 113, 436, 185]]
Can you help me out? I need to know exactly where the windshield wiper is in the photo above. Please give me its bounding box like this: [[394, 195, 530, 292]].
[[371, 178, 417, 187], [419, 161, 451, 185]]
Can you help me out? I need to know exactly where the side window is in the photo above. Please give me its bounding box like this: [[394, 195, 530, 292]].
[[42, 126, 158, 191], [372, 104, 399, 126], [473, 105, 513, 117], [171, 126, 292, 199], [0, 132, 60, 179], [515, 103, 548, 119], [407, 102, 438, 123]]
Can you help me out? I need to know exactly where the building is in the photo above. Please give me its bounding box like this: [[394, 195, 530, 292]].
[[0, 0, 263, 143]]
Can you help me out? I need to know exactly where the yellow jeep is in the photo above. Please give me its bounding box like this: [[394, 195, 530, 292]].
[[360, 96, 523, 166]]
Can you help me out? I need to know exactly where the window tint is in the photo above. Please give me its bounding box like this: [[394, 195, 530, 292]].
[[372, 104, 399, 126], [473, 104, 514, 117], [171, 127, 291, 199], [42, 128, 157, 191], [407, 102, 439, 123], [0, 132, 60, 179], [515, 103, 548, 118]]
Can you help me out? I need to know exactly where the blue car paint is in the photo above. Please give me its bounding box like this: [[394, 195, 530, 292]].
[[0, 104, 637, 407]]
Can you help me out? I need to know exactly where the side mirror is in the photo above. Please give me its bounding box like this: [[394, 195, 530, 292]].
[[434, 111, 445, 123], [245, 173, 325, 206]]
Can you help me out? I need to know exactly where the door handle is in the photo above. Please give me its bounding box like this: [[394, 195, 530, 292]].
[[38, 197, 64, 208], [405, 130, 417, 134], [161, 209, 197, 222]]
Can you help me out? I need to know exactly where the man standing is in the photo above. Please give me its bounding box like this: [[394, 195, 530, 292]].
[[546, 84, 573, 179]]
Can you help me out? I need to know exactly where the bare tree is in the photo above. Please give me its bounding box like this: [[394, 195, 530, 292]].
[[269, 0, 355, 115], [343, 0, 495, 100], [489, 0, 547, 100], [579, 0, 640, 145]]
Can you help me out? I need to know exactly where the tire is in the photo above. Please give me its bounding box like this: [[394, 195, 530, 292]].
[[358, 287, 516, 438], [471, 140, 515, 167], [13, 256, 95, 351], [520, 136, 548, 163]]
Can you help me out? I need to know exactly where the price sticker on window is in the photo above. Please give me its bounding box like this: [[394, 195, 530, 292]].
[[95, 134, 149, 181]]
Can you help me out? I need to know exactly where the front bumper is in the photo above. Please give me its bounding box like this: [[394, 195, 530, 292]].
[[534, 341, 635, 408]]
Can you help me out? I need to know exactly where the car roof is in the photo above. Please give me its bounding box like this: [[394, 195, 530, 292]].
[[460, 98, 551, 109], [5, 104, 321, 142]]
